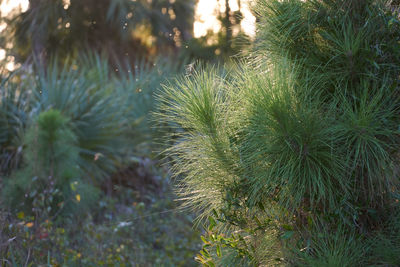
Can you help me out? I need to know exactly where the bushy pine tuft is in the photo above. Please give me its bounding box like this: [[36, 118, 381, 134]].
[[2, 109, 100, 219], [157, 0, 400, 265]]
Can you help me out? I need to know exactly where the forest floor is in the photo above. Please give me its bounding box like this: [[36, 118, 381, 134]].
[[0, 160, 201, 266]]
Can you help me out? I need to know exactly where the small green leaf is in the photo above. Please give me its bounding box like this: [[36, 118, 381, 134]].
[[195, 255, 208, 264], [201, 248, 211, 258], [70, 181, 78, 191], [17, 212, 25, 219], [208, 216, 216, 231], [282, 224, 293, 231], [201, 236, 209, 245], [216, 245, 222, 257]]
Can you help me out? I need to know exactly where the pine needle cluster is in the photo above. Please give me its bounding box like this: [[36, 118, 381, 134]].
[[2, 109, 100, 219], [157, 0, 400, 265]]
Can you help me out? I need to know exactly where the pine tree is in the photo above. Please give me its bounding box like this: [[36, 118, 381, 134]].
[[157, 0, 400, 265], [2, 109, 100, 221]]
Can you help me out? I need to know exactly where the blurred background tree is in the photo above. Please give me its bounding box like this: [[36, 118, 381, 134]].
[[0, 0, 196, 68], [0, 0, 254, 70], [183, 0, 252, 60]]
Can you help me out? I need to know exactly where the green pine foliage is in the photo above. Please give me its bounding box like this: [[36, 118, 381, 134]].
[[2, 109, 100, 219], [157, 0, 400, 265], [291, 222, 369, 267]]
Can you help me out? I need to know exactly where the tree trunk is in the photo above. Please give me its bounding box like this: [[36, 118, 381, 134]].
[[29, 0, 47, 72], [225, 0, 232, 44]]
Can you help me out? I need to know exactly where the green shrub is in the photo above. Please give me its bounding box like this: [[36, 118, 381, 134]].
[[2, 109, 100, 219], [0, 54, 180, 180], [0, 75, 30, 174], [31, 59, 138, 179], [157, 0, 400, 265]]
